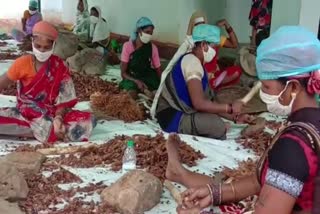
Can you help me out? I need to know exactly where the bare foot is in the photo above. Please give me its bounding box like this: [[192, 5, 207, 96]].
[[166, 133, 186, 183]]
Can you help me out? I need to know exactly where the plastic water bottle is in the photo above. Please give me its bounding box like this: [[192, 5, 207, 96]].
[[122, 140, 137, 174]]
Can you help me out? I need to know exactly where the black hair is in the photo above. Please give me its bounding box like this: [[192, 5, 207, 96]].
[[139, 25, 154, 31], [317, 18, 320, 40], [278, 77, 313, 96], [194, 41, 201, 47], [256, 28, 270, 47], [194, 41, 207, 48], [91, 7, 99, 15]]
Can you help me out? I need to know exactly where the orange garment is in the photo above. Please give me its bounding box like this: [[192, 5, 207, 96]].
[[23, 10, 31, 20], [7, 55, 36, 86], [220, 36, 227, 47], [33, 21, 59, 41]]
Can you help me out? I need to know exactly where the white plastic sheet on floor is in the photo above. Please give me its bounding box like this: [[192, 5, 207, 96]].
[[0, 40, 274, 213], [0, 94, 257, 213]]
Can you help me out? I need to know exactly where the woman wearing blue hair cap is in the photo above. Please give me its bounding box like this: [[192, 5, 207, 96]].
[[165, 26, 320, 214], [154, 24, 250, 140], [119, 17, 161, 97]]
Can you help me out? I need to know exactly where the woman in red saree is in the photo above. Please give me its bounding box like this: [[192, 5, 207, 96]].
[[0, 21, 95, 143]]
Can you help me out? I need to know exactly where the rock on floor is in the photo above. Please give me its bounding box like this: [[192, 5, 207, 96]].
[[0, 163, 29, 202], [3, 152, 46, 176], [101, 170, 162, 214]]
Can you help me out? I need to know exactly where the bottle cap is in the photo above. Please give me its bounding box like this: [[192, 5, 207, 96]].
[[127, 140, 134, 147]]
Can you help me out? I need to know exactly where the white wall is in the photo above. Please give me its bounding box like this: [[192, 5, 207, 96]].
[[271, 0, 301, 33], [41, 0, 63, 24], [62, 0, 78, 24], [60, 0, 252, 44], [299, 0, 320, 35], [219, 0, 252, 44], [0, 0, 28, 19], [88, 0, 181, 43]]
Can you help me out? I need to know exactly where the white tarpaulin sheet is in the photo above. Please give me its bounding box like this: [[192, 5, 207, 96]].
[[0, 40, 267, 213]]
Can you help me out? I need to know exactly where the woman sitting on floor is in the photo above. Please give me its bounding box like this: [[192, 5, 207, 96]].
[[154, 24, 250, 139], [160, 12, 241, 91], [73, 0, 90, 41], [12, 0, 42, 42], [119, 17, 162, 98], [204, 18, 242, 90], [166, 26, 320, 214], [0, 21, 96, 143], [67, 6, 119, 75], [151, 12, 241, 120], [88, 6, 110, 51]]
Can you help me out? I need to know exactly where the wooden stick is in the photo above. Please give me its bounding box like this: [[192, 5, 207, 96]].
[[241, 81, 262, 104], [164, 180, 182, 205], [36, 143, 97, 155]]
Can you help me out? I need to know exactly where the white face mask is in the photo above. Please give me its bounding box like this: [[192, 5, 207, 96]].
[[32, 42, 55, 62], [90, 16, 99, 24], [259, 83, 296, 116], [203, 45, 216, 63], [139, 32, 152, 44], [29, 10, 37, 15]]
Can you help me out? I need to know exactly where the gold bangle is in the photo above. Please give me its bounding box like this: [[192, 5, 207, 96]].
[[230, 182, 237, 202], [206, 184, 214, 205]]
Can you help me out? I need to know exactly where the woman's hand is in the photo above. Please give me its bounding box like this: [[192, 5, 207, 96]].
[[135, 79, 148, 91], [231, 100, 245, 115], [181, 186, 212, 210], [177, 205, 201, 214], [53, 116, 66, 140], [235, 114, 256, 124], [217, 19, 230, 28]]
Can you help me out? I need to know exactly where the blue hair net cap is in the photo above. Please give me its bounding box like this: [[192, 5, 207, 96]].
[[130, 17, 154, 40], [256, 26, 320, 80], [29, 0, 38, 9], [192, 24, 221, 44]]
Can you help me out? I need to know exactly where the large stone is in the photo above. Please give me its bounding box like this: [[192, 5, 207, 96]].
[[101, 170, 162, 214], [3, 152, 46, 175], [0, 163, 29, 201], [0, 199, 25, 214], [67, 48, 106, 75], [54, 30, 80, 60]]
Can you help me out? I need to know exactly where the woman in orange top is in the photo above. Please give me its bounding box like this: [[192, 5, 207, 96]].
[[0, 21, 95, 143]]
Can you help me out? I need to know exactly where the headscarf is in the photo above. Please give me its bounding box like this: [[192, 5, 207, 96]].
[[130, 17, 154, 41], [29, 0, 38, 9], [73, 0, 90, 38], [76, 0, 89, 16], [150, 24, 221, 120], [186, 11, 208, 36], [33, 21, 59, 41], [90, 6, 110, 43], [192, 24, 221, 44], [256, 25, 320, 94]]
